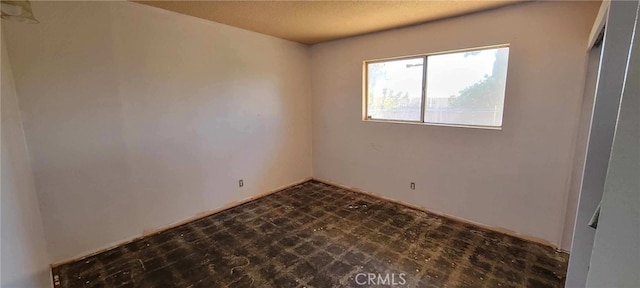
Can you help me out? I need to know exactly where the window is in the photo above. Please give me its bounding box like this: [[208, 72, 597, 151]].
[[365, 46, 509, 128]]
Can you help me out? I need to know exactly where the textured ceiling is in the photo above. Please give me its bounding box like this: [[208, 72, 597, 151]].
[[136, 1, 525, 45]]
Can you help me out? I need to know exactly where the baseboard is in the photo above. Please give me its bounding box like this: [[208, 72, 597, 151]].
[[51, 175, 566, 268], [311, 177, 564, 252], [51, 177, 313, 268]]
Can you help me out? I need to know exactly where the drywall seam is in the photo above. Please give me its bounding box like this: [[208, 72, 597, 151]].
[[1, 31, 54, 288], [51, 177, 312, 267], [1, 29, 53, 261], [305, 48, 315, 178]]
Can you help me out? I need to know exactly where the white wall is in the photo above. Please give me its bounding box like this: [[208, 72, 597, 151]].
[[311, 1, 599, 248], [586, 1, 639, 286], [1, 33, 51, 287], [3, 1, 312, 262], [2, 0, 600, 267]]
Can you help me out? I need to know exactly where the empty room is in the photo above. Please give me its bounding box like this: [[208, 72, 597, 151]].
[[2, 0, 638, 287]]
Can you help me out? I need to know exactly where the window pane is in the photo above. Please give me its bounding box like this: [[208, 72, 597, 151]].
[[425, 47, 509, 127], [367, 57, 424, 121]]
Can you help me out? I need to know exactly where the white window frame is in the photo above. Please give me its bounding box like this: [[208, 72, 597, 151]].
[[363, 44, 510, 130]]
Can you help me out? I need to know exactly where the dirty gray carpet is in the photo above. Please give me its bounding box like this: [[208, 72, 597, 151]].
[[52, 180, 568, 288]]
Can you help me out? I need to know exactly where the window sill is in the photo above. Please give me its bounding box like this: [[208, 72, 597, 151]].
[[363, 119, 503, 131]]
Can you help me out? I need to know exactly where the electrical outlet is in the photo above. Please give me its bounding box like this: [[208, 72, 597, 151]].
[[410, 182, 415, 190], [239, 179, 244, 188]]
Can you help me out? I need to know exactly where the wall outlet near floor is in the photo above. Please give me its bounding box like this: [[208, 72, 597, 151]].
[[239, 179, 244, 188], [410, 182, 415, 190]]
